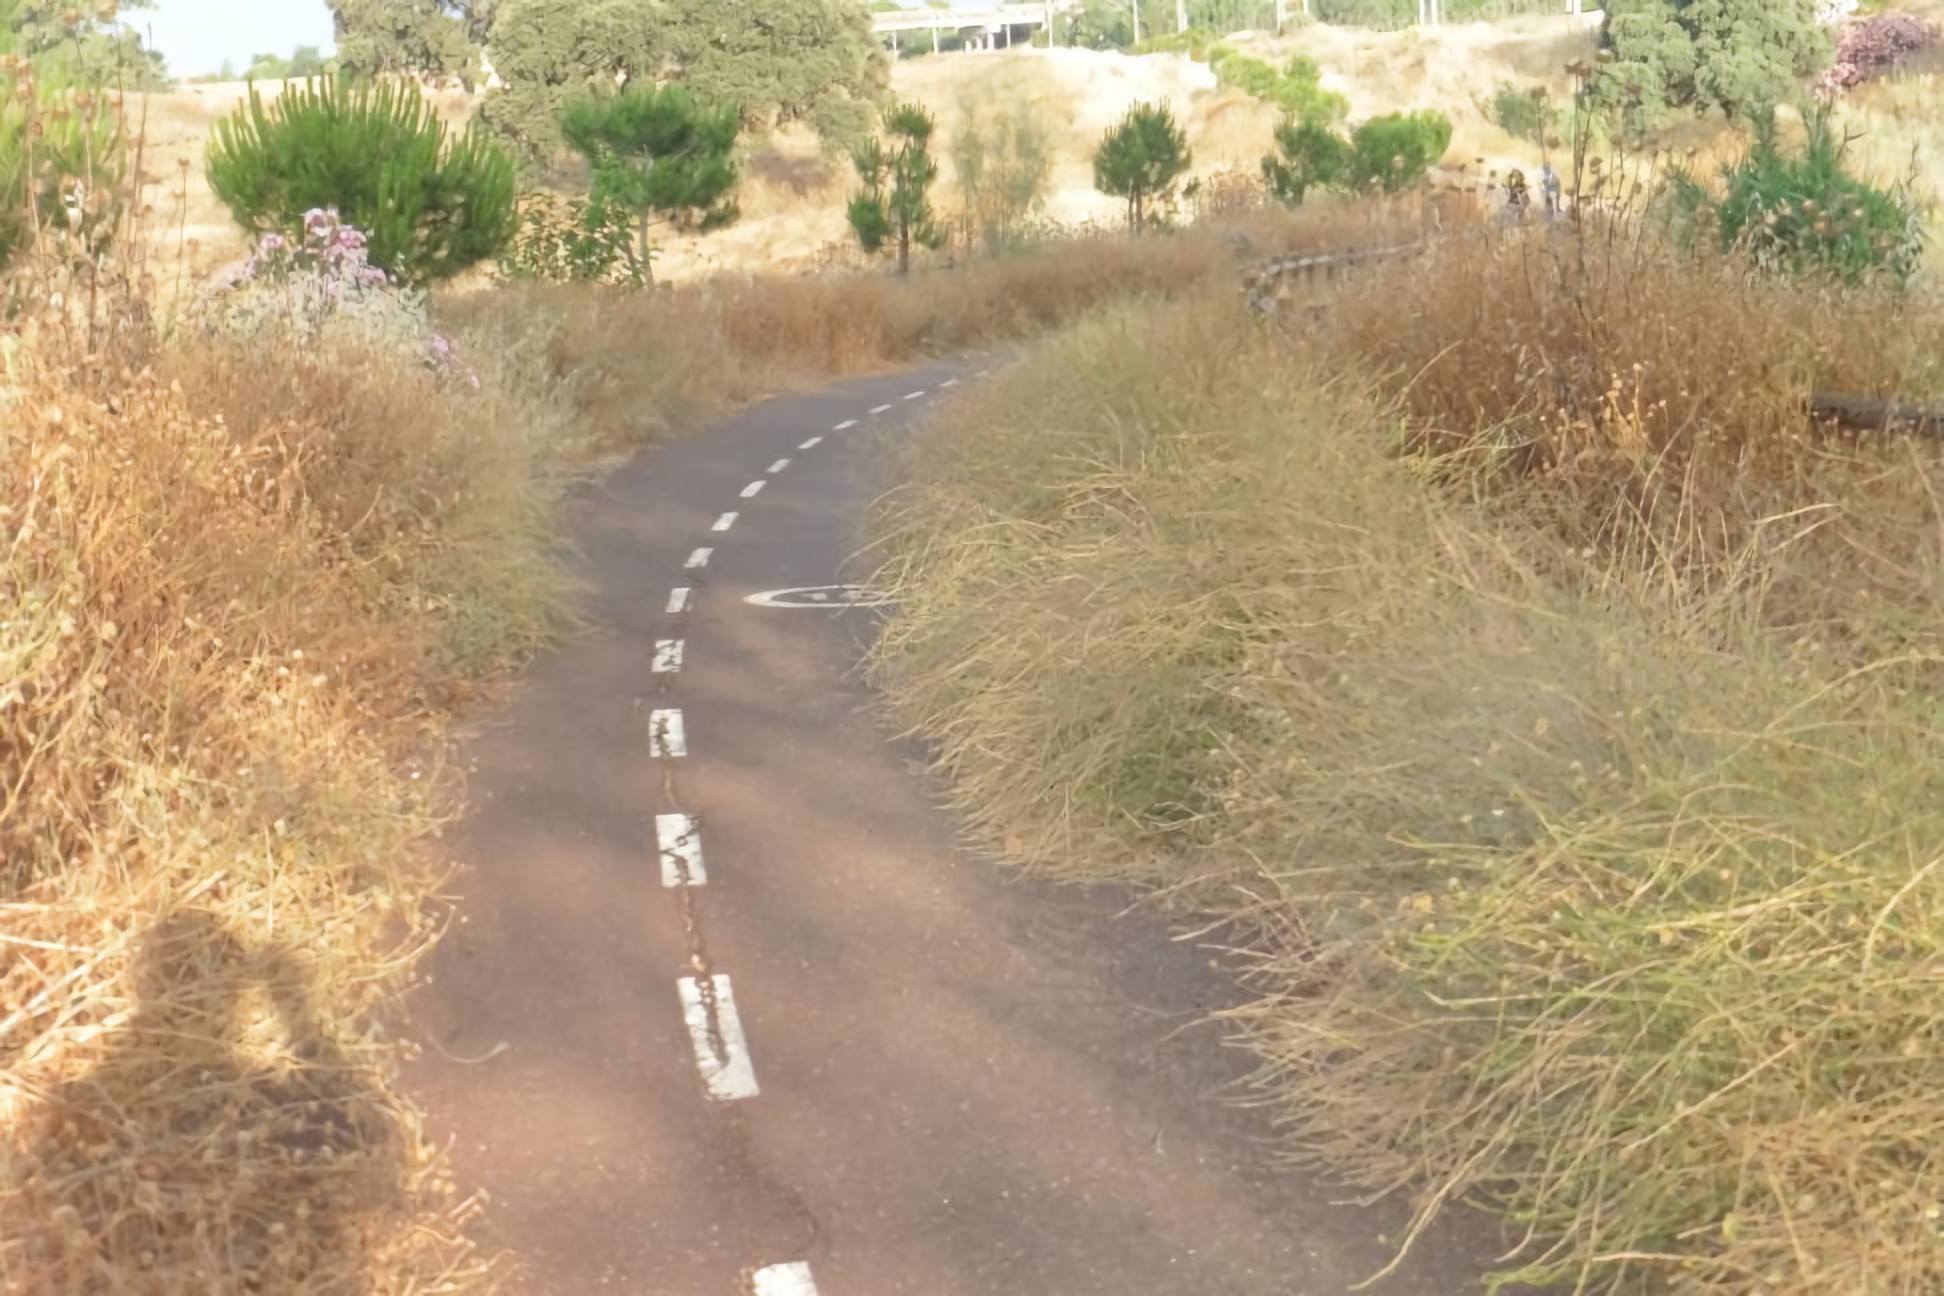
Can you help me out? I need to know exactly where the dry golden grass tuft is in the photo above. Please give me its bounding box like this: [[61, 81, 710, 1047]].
[[0, 347, 527, 1290], [867, 224, 1944, 1293]]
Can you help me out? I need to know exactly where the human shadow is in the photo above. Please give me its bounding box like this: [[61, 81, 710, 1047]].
[[10, 910, 406, 1294]]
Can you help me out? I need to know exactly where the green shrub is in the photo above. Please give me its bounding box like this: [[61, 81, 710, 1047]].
[[1666, 108, 1925, 284], [207, 76, 517, 284], [1487, 80, 1556, 146], [1345, 109, 1451, 193], [1261, 116, 1348, 205], [849, 100, 946, 274], [1597, 0, 1831, 128], [1210, 47, 1348, 123]]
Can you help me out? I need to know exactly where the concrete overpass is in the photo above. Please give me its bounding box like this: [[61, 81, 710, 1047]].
[[870, 3, 1067, 53]]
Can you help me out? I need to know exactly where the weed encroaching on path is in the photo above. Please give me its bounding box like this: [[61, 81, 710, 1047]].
[[867, 226, 1944, 1292]]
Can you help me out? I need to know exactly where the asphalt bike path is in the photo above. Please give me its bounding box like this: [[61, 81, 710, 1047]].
[[405, 360, 1500, 1295]]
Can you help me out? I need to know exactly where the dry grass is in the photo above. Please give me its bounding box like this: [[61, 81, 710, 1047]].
[[0, 345, 537, 1291], [866, 228, 1944, 1293]]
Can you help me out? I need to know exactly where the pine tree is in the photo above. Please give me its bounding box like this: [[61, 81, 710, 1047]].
[[1093, 101, 1192, 234], [847, 102, 945, 275], [560, 84, 741, 287]]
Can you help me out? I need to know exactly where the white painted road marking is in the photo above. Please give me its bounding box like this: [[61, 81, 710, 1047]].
[[833, 419, 857, 431], [648, 708, 687, 757], [869, 403, 892, 415], [799, 435, 823, 450], [904, 390, 925, 400], [745, 585, 893, 609], [685, 547, 713, 569], [678, 975, 759, 1100], [752, 1262, 819, 1295], [654, 813, 706, 887], [666, 587, 691, 614], [768, 458, 790, 473], [652, 639, 684, 673], [941, 378, 960, 388], [712, 512, 738, 532], [977, 368, 991, 377], [740, 480, 766, 499]]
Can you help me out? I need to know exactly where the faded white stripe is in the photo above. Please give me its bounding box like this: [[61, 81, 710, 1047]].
[[652, 639, 683, 673], [832, 419, 858, 431], [740, 480, 766, 499], [768, 458, 790, 473], [712, 512, 738, 532], [904, 390, 925, 400], [666, 586, 691, 614], [648, 708, 686, 757], [752, 1262, 819, 1295], [677, 975, 759, 1100], [869, 403, 892, 414], [654, 813, 706, 887], [799, 435, 823, 449], [685, 547, 712, 569]]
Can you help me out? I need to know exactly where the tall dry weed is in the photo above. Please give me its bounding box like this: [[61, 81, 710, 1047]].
[[868, 269, 1944, 1293]]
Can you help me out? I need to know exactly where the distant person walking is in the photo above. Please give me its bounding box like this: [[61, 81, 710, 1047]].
[[1504, 167, 1530, 224], [1540, 161, 1562, 217]]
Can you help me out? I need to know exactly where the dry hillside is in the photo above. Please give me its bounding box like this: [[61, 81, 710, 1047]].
[[137, 8, 1944, 283]]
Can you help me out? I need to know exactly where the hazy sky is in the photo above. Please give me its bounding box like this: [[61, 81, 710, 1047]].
[[141, 0, 336, 77]]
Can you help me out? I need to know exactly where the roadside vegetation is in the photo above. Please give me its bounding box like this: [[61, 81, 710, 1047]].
[[8, 0, 1944, 1289]]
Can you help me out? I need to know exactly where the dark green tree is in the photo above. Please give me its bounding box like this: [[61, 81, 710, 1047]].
[[1344, 109, 1451, 194], [328, 0, 482, 83], [1092, 100, 1192, 233], [560, 84, 741, 286], [1596, 0, 1830, 129], [847, 101, 944, 274], [482, 0, 886, 167], [1261, 116, 1347, 206], [206, 76, 516, 284]]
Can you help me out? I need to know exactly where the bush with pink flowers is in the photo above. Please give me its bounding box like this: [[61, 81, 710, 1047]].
[[194, 207, 474, 384], [1818, 12, 1939, 93]]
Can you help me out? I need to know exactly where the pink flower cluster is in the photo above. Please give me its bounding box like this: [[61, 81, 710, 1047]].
[[1818, 13, 1939, 94], [241, 208, 393, 288]]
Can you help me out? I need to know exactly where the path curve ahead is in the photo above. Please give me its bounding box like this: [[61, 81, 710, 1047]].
[[406, 361, 1499, 1295]]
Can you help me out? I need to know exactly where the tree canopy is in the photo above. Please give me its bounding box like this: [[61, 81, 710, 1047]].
[[482, 0, 886, 165], [328, 0, 484, 83], [1093, 100, 1191, 233], [1597, 0, 1830, 127]]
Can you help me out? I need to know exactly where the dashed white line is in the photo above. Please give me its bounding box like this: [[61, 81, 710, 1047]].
[[903, 390, 926, 400], [752, 1262, 819, 1295], [833, 419, 858, 431], [768, 458, 791, 474], [652, 639, 684, 673], [685, 547, 713, 569], [941, 378, 960, 388], [740, 480, 766, 499], [666, 586, 691, 614], [677, 975, 759, 1100], [976, 368, 991, 377], [869, 403, 892, 415], [799, 435, 823, 450], [712, 512, 738, 532], [648, 707, 687, 757], [654, 813, 706, 887]]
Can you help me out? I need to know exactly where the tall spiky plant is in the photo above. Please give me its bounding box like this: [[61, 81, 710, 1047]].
[[848, 101, 944, 275]]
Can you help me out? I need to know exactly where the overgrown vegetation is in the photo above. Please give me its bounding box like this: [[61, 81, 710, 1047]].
[[1209, 47, 1348, 123], [869, 213, 1944, 1291], [206, 76, 516, 284], [1665, 108, 1926, 284]]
